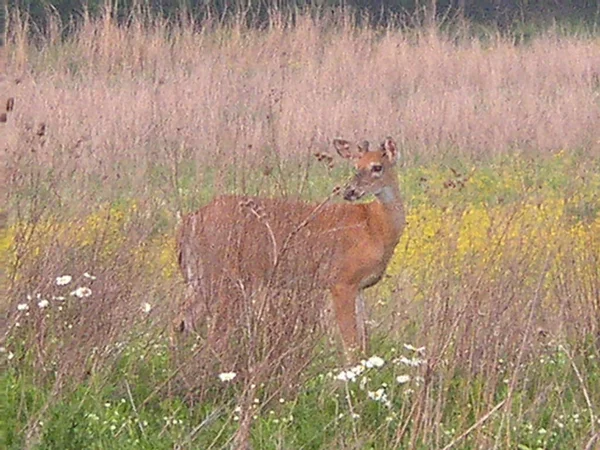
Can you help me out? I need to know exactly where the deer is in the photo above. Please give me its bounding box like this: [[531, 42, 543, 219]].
[[175, 137, 406, 358]]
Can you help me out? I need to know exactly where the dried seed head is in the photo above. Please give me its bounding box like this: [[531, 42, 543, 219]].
[[6, 97, 14, 112], [36, 123, 46, 137], [314, 152, 334, 169]]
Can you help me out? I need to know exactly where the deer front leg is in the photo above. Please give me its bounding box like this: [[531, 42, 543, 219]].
[[356, 292, 369, 356], [331, 283, 363, 359]]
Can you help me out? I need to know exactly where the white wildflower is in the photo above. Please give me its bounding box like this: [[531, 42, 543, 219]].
[[335, 369, 358, 382], [367, 387, 392, 408], [351, 364, 365, 375], [56, 275, 72, 286], [359, 376, 369, 390], [403, 343, 426, 354], [38, 299, 50, 309], [396, 375, 411, 384], [8, 352, 15, 360], [367, 388, 386, 402], [141, 302, 152, 313], [351, 413, 360, 419], [17, 303, 29, 311], [365, 355, 385, 368], [218, 372, 237, 382], [70, 287, 92, 298], [83, 272, 97, 280], [398, 356, 426, 367]]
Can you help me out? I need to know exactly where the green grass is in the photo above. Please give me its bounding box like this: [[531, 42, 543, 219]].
[[3, 340, 598, 449]]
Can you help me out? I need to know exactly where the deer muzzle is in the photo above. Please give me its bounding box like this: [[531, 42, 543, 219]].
[[343, 186, 364, 201]]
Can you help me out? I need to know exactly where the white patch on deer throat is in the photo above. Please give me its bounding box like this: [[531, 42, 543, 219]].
[[376, 186, 396, 204]]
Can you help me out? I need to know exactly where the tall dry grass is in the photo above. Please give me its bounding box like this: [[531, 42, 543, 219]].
[[3, 8, 600, 175], [2, 7, 600, 449]]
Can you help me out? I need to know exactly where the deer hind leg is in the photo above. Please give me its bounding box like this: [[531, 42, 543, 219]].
[[170, 282, 201, 348], [331, 283, 361, 358], [174, 236, 206, 339]]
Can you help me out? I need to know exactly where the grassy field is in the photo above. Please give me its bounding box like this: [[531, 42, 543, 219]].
[[2, 7, 600, 450]]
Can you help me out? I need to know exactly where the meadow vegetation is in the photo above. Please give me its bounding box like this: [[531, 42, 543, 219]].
[[1, 6, 600, 449]]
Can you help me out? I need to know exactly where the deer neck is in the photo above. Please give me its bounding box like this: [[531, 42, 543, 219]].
[[371, 184, 405, 243]]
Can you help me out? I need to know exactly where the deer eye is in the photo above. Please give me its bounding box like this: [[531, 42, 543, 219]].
[[372, 164, 383, 173]]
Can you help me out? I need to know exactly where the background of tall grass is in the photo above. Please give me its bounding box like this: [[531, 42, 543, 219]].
[[2, 5, 600, 449]]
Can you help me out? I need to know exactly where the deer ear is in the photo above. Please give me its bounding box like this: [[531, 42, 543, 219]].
[[333, 138, 354, 159], [381, 137, 398, 164]]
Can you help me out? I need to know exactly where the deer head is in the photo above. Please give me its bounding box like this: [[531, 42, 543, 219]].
[[333, 137, 399, 202]]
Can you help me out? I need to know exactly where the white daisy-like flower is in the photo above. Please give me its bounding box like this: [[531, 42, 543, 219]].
[[397, 356, 426, 367], [367, 388, 386, 402], [141, 302, 152, 313], [396, 375, 411, 384], [218, 372, 237, 382], [350, 364, 365, 375], [365, 355, 385, 368], [70, 287, 92, 298], [17, 303, 29, 311], [38, 299, 50, 309], [403, 343, 426, 354], [335, 369, 358, 382], [359, 376, 369, 390], [56, 275, 72, 286]]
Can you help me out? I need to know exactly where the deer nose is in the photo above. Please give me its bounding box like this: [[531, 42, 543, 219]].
[[343, 187, 363, 201]]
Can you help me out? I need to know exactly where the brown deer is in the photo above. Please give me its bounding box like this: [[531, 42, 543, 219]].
[[175, 137, 405, 357]]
